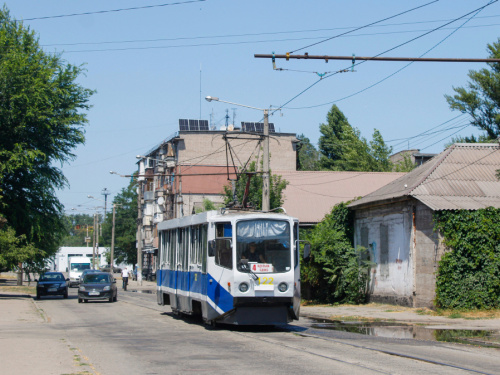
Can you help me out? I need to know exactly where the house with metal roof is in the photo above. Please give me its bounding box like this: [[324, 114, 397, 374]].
[[276, 171, 406, 226], [348, 143, 500, 308]]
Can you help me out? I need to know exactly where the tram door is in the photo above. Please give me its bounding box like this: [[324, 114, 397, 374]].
[[175, 228, 190, 311], [293, 222, 301, 319], [189, 226, 202, 303]]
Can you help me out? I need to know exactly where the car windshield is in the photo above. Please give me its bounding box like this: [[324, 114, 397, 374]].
[[40, 274, 64, 282], [236, 219, 291, 273], [83, 274, 110, 283], [71, 263, 91, 271]]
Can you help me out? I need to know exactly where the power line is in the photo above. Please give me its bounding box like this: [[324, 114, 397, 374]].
[[288, 0, 439, 53], [20, 0, 206, 21], [272, 0, 497, 113], [39, 19, 500, 48], [37, 23, 500, 54]]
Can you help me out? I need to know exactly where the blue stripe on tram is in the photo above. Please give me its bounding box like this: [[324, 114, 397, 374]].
[[157, 269, 233, 313]]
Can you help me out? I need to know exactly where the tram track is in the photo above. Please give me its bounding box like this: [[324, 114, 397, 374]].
[[230, 326, 496, 375], [122, 291, 496, 374]]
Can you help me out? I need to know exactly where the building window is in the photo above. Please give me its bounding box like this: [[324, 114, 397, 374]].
[[380, 224, 389, 278]]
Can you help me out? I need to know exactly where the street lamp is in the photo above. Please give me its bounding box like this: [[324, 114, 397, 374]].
[[205, 95, 271, 212]]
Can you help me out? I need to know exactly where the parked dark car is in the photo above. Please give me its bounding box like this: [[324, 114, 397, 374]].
[[35, 272, 69, 299], [78, 272, 117, 303], [99, 265, 122, 273]]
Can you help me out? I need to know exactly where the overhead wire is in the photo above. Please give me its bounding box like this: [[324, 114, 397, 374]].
[[278, 0, 498, 112], [20, 0, 206, 21], [288, 0, 440, 54], [37, 14, 500, 48]]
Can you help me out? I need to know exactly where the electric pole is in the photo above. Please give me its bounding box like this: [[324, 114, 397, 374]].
[[110, 204, 116, 273], [92, 213, 97, 269], [137, 181, 143, 285], [101, 187, 110, 217], [262, 109, 270, 212]]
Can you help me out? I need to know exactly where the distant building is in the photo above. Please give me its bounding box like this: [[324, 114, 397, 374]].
[[390, 149, 436, 168], [51, 247, 107, 272], [349, 143, 500, 308], [136, 119, 299, 276], [276, 170, 406, 226]]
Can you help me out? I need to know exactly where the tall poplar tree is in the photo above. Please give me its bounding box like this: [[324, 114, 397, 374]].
[[0, 7, 94, 272]]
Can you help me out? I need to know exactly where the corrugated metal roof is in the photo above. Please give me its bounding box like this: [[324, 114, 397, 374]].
[[276, 171, 406, 223], [349, 143, 500, 210]]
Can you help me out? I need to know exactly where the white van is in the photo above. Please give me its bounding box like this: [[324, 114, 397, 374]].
[[68, 256, 92, 287]]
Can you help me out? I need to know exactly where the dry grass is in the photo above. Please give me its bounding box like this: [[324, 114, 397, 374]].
[[0, 285, 36, 295], [436, 309, 500, 319]]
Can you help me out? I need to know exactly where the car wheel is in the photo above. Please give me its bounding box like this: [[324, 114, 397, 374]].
[[78, 298, 82, 303], [36, 293, 41, 300], [109, 297, 113, 303], [64, 290, 68, 299], [113, 294, 117, 302], [84, 299, 88, 303]]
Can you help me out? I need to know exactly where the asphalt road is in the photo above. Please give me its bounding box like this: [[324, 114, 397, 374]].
[[4, 287, 500, 375]]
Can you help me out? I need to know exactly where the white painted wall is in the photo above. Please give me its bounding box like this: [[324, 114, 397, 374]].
[[353, 211, 413, 300], [52, 247, 107, 272]]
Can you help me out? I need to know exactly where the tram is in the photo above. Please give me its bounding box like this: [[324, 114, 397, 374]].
[[156, 209, 302, 325]]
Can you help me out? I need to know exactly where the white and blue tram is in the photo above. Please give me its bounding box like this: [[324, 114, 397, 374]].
[[156, 209, 301, 325]]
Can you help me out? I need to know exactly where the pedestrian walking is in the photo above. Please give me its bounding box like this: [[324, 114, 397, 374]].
[[121, 268, 129, 291]]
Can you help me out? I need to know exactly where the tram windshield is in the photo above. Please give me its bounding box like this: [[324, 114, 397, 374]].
[[236, 219, 291, 273]]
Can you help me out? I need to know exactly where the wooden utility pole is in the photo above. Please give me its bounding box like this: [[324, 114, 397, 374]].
[[110, 204, 116, 274], [92, 213, 97, 269], [137, 181, 143, 286], [262, 109, 270, 212]]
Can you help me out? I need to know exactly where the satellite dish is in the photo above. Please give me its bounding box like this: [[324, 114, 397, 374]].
[[228, 124, 234, 131], [157, 197, 165, 205]]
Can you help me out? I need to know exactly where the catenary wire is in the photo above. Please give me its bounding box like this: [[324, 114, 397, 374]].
[[20, 1, 206, 21], [280, 0, 496, 111], [288, 0, 439, 54]]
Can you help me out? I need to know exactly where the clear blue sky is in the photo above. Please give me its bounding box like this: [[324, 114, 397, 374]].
[[6, 0, 500, 213]]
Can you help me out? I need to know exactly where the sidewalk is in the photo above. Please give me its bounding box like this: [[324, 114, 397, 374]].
[[300, 303, 500, 330]]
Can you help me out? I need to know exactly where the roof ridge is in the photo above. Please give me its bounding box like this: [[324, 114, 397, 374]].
[[407, 144, 456, 195]]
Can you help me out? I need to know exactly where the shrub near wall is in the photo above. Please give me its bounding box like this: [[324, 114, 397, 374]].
[[301, 202, 369, 304], [435, 208, 500, 309]]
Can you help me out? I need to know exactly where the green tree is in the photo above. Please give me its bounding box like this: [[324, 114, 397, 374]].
[[60, 214, 95, 247], [0, 216, 42, 272], [297, 134, 320, 170], [393, 152, 416, 172], [301, 202, 371, 304], [318, 105, 393, 172], [195, 198, 219, 213], [445, 38, 500, 140], [223, 160, 288, 210], [101, 180, 138, 265], [0, 7, 94, 272]]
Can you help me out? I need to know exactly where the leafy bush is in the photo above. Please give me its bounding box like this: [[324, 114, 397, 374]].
[[301, 202, 370, 304], [435, 208, 500, 309]]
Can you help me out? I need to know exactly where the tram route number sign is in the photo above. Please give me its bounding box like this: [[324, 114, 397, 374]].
[[251, 263, 272, 273]]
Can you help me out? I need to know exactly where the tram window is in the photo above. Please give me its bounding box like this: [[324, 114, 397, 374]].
[[190, 227, 196, 264], [216, 223, 232, 238], [215, 239, 232, 269], [201, 225, 208, 273], [169, 230, 176, 267], [182, 228, 189, 271], [294, 222, 299, 268]]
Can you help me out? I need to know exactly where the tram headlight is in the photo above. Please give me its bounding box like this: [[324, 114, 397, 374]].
[[278, 282, 288, 293], [239, 282, 249, 293]]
